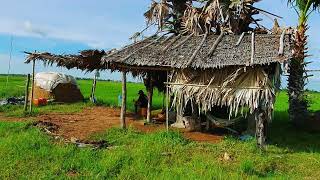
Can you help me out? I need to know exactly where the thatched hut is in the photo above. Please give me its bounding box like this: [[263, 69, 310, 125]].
[[24, 32, 293, 147], [101, 33, 293, 146]]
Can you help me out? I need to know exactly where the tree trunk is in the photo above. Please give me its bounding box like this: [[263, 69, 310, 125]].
[[288, 23, 309, 127], [120, 72, 127, 129], [255, 107, 268, 149], [246, 112, 256, 136], [90, 74, 97, 103]]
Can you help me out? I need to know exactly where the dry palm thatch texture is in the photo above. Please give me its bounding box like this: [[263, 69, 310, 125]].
[[25, 34, 292, 74], [24, 50, 107, 72], [169, 65, 280, 119], [102, 33, 292, 71]]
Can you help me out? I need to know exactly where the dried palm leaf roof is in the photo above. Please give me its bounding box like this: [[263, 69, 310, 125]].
[[24, 50, 107, 72], [102, 33, 292, 70], [25, 33, 292, 74]]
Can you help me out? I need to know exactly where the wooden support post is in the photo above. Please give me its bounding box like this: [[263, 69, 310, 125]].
[[90, 73, 97, 103], [29, 59, 35, 113], [166, 71, 169, 132], [120, 71, 127, 129], [24, 74, 31, 112], [255, 107, 267, 149], [146, 74, 153, 123]]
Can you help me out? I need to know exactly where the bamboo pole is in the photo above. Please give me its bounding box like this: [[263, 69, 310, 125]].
[[278, 30, 286, 56], [166, 71, 169, 132], [164, 82, 267, 89], [102, 33, 159, 60], [162, 34, 182, 52], [208, 32, 224, 56], [235, 32, 245, 46], [186, 33, 208, 67], [24, 74, 31, 112], [29, 59, 35, 113], [172, 33, 194, 49], [120, 71, 127, 129], [160, 34, 175, 45], [121, 34, 165, 62], [250, 32, 255, 65], [146, 74, 153, 123], [90, 72, 97, 103]]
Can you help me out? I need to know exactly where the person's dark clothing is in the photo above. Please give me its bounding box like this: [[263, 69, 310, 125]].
[[135, 93, 148, 114], [137, 94, 148, 108]]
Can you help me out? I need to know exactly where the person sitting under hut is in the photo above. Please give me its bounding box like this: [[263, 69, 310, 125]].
[[134, 90, 148, 115]]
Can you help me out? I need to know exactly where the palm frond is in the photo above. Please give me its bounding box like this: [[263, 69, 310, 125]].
[[144, 0, 171, 30]]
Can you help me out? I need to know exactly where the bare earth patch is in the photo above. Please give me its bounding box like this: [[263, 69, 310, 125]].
[[1, 107, 222, 143]]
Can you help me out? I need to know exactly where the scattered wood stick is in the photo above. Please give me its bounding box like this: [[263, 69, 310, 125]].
[[250, 32, 255, 65], [235, 32, 245, 46], [172, 33, 194, 49], [102, 33, 160, 61], [121, 34, 166, 62], [278, 30, 286, 56], [160, 34, 175, 45], [208, 33, 224, 57], [186, 33, 208, 67], [162, 34, 182, 52]]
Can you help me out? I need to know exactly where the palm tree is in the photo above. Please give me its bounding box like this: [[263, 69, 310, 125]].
[[144, 0, 269, 35], [142, 0, 280, 148], [287, 0, 320, 126]]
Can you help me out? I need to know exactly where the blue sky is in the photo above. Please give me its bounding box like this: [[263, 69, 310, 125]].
[[0, 0, 319, 90]]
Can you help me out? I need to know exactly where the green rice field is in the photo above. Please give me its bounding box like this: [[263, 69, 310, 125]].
[[0, 74, 320, 179]]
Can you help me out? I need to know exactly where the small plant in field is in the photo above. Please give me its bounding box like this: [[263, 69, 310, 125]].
[[239, 159, 255, 175]]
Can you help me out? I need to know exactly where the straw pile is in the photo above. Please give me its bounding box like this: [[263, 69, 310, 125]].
[[52, 83, 84, 103], [31, 84, 83, 103]]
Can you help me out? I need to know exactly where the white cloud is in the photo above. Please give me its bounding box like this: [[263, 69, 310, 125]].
[[0, 18, 135, 49], [24, 20, 47, 38]]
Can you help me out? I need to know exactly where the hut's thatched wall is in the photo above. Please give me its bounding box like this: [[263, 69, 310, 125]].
[[170, 64, 281, 119]]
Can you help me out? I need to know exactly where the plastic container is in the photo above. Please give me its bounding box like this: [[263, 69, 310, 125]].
[[39, 98, 48, 106], [33, 98, 48, 106], [33, 99, 40, 106], [118, 95, 122, 107]]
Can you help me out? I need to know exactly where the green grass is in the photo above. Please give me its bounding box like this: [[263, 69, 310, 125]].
[[0, 75, 26, 98], [0, 75, 164, 116], [77, 79, 164, 111], [0, 75, 320, 179], [0, 122, 319, 179]]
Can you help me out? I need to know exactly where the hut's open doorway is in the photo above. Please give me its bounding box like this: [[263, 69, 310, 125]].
[[119, 70, 168, 129]]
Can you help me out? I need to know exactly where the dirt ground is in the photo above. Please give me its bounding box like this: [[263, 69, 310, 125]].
[[0, 107, 223, 143]]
